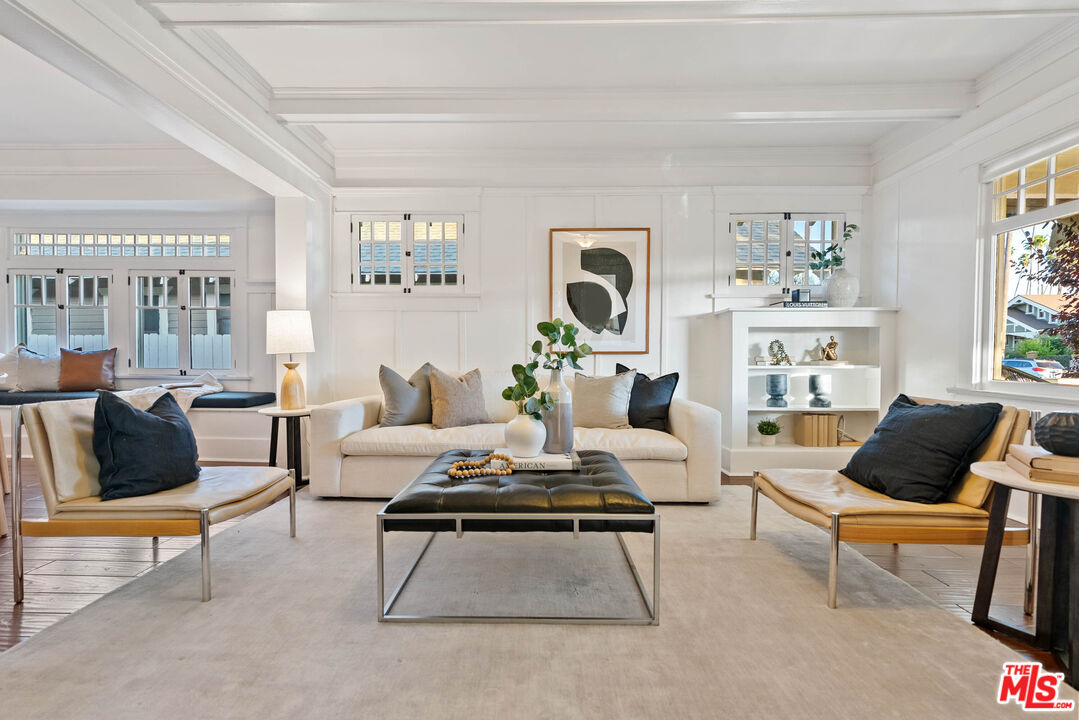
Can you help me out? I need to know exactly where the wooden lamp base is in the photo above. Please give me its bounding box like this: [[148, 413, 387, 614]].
[[280, 361, 306, 410]]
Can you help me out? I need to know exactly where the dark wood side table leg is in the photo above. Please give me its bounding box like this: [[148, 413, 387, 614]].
[[1067, 499, 1079, 688], [293, 416, 305, 486], [973, 486, 1012, 626], [285, 417, 296, 481], [1036, 496, 1059, 648], [268, 416, 280, 467]]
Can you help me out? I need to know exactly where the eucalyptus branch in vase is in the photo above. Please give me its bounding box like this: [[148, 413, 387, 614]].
[[534, 318, 593, 371]]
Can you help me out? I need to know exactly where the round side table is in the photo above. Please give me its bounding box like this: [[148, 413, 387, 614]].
[[258, 406, 319, 487], [970, 460, 1079, 688]]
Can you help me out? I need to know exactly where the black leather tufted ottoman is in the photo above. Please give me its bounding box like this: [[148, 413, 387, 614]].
[[376, 449, 659, 624]]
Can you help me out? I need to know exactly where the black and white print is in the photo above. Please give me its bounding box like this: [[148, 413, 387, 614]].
[[550, 228, 650, 353]]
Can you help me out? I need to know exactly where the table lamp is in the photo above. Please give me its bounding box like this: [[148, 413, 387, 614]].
[[266, 310, 315, 410]]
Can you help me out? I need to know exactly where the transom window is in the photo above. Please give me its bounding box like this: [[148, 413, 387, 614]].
[[13, 232, 230, 257], [730, 214, 844, 295], [351, 214, 464, 292], [992, 146, 1079, 220]]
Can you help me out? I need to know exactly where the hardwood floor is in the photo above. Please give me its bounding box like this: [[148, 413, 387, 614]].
[[0, 462, 245, 651], [0, 467, 1059, 673]]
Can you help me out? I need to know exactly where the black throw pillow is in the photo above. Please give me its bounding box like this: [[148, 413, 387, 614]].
[[841, 394, 1002, 504], [93, 391, 201, 501], [616, 363, 680, 432]]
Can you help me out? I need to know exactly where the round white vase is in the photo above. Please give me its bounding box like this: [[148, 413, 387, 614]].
[[759, 434, 777, 447], [826, 268, 860, 308], [505, 414, 547, 457]]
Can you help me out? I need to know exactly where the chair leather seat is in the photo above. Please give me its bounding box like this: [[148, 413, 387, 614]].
[[382, 450, 655, 533], [54, 465, 291, 519], [756, 468, 991, 528]]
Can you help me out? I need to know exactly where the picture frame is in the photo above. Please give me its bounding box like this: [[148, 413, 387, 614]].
[[549, 227, 650, 354]]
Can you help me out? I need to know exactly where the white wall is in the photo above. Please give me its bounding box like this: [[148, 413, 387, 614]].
[[326, 182, 870, 413]]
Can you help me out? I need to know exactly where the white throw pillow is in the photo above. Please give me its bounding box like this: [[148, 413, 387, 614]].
[[573, 371, 636, 429], [13, 346, 62, 392], [0, 345, 19, 390]]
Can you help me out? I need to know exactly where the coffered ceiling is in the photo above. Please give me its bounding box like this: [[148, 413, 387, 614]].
[[3, 1, 1078, 188]]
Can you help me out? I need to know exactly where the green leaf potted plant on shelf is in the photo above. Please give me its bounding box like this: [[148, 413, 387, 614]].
[[534, 318, 593, 454], [502, 359, 554, 458], [757, 418, 781, 447], [809, 223, 860, 307]]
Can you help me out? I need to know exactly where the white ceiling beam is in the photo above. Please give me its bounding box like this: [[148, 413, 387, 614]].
[[272, 84, 972, 124], [143, 0, 1079, 26], [0, 0, 332, 198]]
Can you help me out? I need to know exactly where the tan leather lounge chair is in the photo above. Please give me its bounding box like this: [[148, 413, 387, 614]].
[[750, 398, 1031, 608], [10, 402, 296, 602]]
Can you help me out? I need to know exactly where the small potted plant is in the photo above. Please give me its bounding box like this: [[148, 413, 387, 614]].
[[502, 359, 554, 457], [757, 418, 781, 447], [810, 223, 860, 307]]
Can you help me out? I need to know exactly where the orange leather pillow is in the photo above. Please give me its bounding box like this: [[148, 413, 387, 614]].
[[59, 348, 117, 391]]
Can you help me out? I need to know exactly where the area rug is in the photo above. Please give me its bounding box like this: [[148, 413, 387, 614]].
[[0, 486, 1065, 719]]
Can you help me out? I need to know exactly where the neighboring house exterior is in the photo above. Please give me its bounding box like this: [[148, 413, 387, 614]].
[[1005, 294, 1065, 348]]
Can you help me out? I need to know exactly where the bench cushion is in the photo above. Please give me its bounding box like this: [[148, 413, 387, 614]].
[[341, 424, 687, 461], [382, 449, 654, 532], [0, 389, 275, 409], [756, 468, 990, 527]]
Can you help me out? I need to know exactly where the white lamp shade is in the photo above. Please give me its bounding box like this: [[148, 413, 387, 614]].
[[266, 310, 315, 355]]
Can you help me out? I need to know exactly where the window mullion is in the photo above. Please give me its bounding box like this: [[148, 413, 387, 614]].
[[405, 221, 415, 291], [179, 273, 191, 374]]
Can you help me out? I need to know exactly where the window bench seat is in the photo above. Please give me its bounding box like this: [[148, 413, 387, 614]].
[[0, 390, 276, 409]]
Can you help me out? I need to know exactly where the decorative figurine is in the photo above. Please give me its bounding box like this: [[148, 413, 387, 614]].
[[768, 340, 793, 366], [765, 374, 789, 407], [822, 336, 839, 362], [809, 374, 832, 408]]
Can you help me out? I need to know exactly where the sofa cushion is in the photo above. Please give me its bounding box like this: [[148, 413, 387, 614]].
[[573, 371, 635, 429], [574, 427, 687, 461], [616, 363, 678, 432], [379, 363, 432, 426], [341, 423, 507, 457], [430, 366, 490, 428], [340, 423, 687, 462]]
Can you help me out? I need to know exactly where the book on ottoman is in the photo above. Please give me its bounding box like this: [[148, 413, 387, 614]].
[[1007, 444, 1079, 485], [494, 448, 581, 472]]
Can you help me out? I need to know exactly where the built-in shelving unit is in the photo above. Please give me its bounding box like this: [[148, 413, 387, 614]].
[[712, 307, 898, 476]]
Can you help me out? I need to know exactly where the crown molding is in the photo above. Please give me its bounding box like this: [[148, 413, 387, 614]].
[[272, 83, 972, 124], [143, 0, 1079, 27], [975, 19, 1079, 102]]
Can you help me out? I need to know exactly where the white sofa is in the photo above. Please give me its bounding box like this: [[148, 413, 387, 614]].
[[309, 392, 722, 502]]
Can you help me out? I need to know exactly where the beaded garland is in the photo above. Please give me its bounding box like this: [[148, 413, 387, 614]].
[[447, 453, 514, 479]]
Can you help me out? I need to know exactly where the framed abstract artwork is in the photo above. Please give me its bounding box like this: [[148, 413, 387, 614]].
[[549, 228, 650, 354]]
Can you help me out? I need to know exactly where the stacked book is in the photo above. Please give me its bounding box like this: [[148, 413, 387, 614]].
[[493, 449, 581, 472], [793, 413, 839, 447], [1006, 444, 1079, 485]]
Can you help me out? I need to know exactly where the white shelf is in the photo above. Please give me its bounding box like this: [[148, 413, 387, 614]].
[[712, 305, 899, 313], [748, 405, 879, 413], [744, 442, 861, 452], [746, 364, 878, 371]]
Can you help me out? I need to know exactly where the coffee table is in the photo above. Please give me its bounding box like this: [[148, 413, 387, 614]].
[[376, 449, 659, 625]]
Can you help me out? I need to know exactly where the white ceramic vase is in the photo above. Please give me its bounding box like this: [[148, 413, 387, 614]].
[[826, 268, 860, 308], [760, 434, 777, 447], [505, 413, 547, 458]]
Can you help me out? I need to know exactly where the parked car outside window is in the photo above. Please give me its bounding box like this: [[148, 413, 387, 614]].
[[1002, 358, 1062, 380]]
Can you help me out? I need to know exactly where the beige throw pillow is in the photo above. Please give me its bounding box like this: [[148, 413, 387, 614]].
[[574, 371, 637, 429], [430, 367, 491, 428]]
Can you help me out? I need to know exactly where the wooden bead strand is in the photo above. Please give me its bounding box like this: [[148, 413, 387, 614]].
[[448, 453, 514, 479]]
